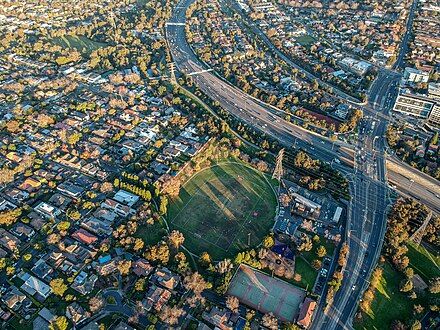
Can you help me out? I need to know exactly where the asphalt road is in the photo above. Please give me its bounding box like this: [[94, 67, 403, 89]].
[[312, 69, 392, 329], [393, 0, 418, 70], [166, 1, 440, 328], [166, 0, 354, 175]]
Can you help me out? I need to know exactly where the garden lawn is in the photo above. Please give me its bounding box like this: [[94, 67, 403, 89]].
[[168, 161, 277, 260], [294, 257, 318, 290], [355, 263, 411, 330], [295, 34, 316, 47]]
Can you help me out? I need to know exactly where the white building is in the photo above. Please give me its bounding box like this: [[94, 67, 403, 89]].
[[113, 190, 139, 207], [392, 92, 440, 127], [21, 274, 52, 299], [403, 67, 430, 84]]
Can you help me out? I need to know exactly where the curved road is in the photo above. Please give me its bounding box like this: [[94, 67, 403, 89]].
[[165, 1, 440, 329], [166, 0, 439, 212]]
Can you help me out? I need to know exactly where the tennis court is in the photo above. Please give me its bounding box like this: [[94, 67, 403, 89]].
[[227, 264, 306, 322]]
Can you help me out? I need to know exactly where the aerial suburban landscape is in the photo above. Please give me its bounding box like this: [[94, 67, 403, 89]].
[[0, 0, 438, 329]]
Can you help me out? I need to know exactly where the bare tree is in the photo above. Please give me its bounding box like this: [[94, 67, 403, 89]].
[[279, 193, 291, 207], [183, 272, 211, 295], [215, 259, 233, 274]]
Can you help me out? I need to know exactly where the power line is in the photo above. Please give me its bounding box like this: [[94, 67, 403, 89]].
[[409, 211, 432, 246], [272, 148, 284, 181]]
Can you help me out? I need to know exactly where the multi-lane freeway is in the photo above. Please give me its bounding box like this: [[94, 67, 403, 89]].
[[166, 0, 439, 212], [166, 0, 439, 328], [312, 67, 395, 329], [166, 0, 354, 173]]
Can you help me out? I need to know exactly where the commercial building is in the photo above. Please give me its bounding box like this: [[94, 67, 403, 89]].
[[428, 104, 440, 127], [392, 93, 435, 118], [428, 82, 440, 100], [392, 92, 440, 127], [403, 67, 430, 84]]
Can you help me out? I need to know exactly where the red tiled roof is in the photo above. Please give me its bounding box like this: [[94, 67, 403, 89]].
[[72, 229, 98, 245], [297, 298, 317, 328]]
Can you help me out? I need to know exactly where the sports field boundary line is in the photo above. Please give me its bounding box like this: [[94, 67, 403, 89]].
[[166, 160, 278, 261], [169, 170, 237, 225]]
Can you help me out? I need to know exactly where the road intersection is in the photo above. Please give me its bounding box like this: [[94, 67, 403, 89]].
[[165, 0, 438, 328]]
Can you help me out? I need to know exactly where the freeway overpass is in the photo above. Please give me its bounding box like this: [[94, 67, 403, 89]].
[[166, 0, 439, 214], [166, 1, 439, 329]]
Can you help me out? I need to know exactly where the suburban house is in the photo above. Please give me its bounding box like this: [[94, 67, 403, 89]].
[[297, 297, 317, 329], [20, 273, 52, 300]]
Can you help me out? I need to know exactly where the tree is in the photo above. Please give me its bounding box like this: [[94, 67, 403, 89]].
[[159, 196, 168, 215], [145, 242, 170, 264], [133, 238, 145, 252], [391, 320, 406, 330], [183, 272, 211, 295], [400, 279, 413, 292], [0, 208, 22, 226], [0, 258, 6, 270], [49, 316, 69, 330], [297, 234, 313, 252], [279, 193, 291, 207], [409, 319, 422, 330], [413, 304, 424, 315], [216, 259, 233, 274], [311, 259, 322, 270], [89, 296, 104, 313], [117, 260, 132, 276], [428, 277, 440, 294], [167, 230, 185, 249], [262, 235, 275, 248], [404, 267, 414, 279], [100, 182, 114, 193], [338, 243, 349, 267], [23, 253, 32, 262], [431, 132, 438, 145], [262, 313, 278, 330], [199, 252, 212, 266], [135, 278, 146, 292], [57, 221, 70, 232], [50, 278, 68, 296], [159, 306, 185, 325], [226, 295, 239, 313], [316, 245, 327, 258]]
